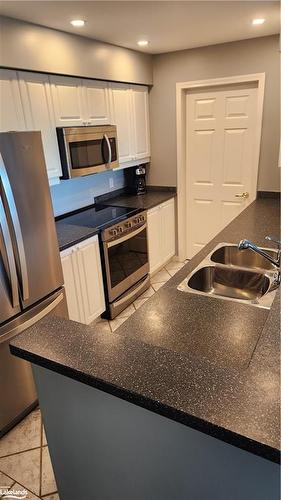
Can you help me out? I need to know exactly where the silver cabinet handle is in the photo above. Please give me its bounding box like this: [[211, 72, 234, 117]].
[[0, 154, 29, 300], [103, 134, 112, 165], [0, 196, 19, 307], [235, 192, 249, 199]]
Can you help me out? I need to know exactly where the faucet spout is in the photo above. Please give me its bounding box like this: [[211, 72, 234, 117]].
[[238, 239, 280, 268]]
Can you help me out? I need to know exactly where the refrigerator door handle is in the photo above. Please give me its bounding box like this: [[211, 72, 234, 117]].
[[0, 154, 29, 301], [0, 196, 20, 307]]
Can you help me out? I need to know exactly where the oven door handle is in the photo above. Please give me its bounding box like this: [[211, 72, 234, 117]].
[[106, 223, 146, 248], [113, 275, 150, 308], [103, 134, 112, 165]]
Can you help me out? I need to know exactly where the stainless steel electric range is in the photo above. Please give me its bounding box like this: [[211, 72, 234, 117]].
[[100, 209, 150, 319], [56, 203, 150, 319]]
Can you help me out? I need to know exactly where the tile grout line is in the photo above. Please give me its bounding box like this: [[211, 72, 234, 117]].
[[41, 489, 58, 498], [0, 480, 16, 498], [0, 473, 40, 499], [0, 445, 42, 460]]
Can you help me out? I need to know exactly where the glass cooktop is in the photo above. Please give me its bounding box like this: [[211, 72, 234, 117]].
[[57, 204, 141, 231]]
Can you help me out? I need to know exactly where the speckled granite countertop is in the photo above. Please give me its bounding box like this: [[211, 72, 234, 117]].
[[55, 219, 99, 251], [55, 188, 176, 251], [100, 188, 176, 210], [11, 198, 280, 463]]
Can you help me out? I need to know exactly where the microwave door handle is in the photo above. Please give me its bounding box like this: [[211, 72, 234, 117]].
[[0, 155, 29, 301], [0, 196, 19, 307], [103, 134, 112, 165]]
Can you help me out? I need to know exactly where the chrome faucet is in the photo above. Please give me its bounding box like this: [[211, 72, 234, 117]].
[[238, 235, 281, 268]]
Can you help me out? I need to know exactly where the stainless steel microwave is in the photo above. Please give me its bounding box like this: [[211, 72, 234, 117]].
[[56, 125, 119, 179]]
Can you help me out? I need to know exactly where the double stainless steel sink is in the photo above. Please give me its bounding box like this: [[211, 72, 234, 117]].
[[178, 243, 280, 309]]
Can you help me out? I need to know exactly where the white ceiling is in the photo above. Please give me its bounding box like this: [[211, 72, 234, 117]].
[[0, 1, 279, 55]]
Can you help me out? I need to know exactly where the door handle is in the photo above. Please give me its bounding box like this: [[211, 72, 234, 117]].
[[235, 192, 249, 199], [0, 154, 29, 301], [0, 196, 19, 307]]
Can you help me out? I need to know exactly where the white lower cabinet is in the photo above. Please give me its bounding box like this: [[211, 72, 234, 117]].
[[60, 235, 105, 324], [147, 198, 176, 274]]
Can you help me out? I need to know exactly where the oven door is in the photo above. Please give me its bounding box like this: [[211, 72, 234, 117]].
[[65, 130, 119, 177], [103, 224, 149, 302]]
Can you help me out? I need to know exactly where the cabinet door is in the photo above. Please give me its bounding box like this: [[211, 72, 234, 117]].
[[60, 248, 84, 323], [132, 86, 150, 160], [82, 80, 110, 126], [50, 75, 85, 127], [110, 84, 133, 163], [76, 236, 105, 324], [147, 206, 162, 274], [18, 72, 62, 181], [0, 69, 25, 132], [161, 199, 176, 263]]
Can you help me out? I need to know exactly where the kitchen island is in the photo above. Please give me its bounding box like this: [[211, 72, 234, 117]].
[[10, 197, 280, 500]]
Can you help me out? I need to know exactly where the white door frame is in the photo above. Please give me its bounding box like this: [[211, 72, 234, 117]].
[[176, 73, 265, 261]]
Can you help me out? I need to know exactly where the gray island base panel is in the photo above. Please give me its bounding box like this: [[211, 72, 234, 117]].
[[33, 365, 279, 500]]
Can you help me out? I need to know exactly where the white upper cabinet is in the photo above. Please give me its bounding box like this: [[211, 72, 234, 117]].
[[50, 75, 85, 127], [0, 71, 151, 183], [50, 77, 111, 128], [109, 83, 150, 164], [131, 86, 150, 160], [0, 69, 25, 132], [82, 80, 110, 126], [18, 72, 62, 180], [110, 83, 134, 163]]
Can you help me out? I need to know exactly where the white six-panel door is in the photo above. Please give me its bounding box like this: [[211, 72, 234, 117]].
[[186, 86, 258, 258]]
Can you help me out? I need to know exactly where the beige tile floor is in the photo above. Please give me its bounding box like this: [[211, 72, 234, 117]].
[[0, 258, 186, 499]]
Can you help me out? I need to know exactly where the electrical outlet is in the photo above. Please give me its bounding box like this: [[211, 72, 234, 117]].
[[109, 177, 114, 189]]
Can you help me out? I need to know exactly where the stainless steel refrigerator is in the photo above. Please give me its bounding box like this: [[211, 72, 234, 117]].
[[0, 131, 65, 437]]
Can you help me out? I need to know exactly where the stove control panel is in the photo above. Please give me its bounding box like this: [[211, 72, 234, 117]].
[[102, 211, 147, 242]]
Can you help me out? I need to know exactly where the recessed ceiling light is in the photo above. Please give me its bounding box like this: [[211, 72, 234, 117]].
[[70, 19, 85, 27], [137, 40, 149, 47], [252, 18, 265, 25]]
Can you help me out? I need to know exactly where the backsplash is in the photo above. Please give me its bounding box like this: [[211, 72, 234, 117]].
[[50, 169, 126, 217]]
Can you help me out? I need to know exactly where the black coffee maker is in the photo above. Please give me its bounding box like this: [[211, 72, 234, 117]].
[[135, 165, 147, 195], [126, 165, 147, 195]]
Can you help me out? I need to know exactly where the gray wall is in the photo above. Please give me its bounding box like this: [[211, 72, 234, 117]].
[[149, 35, 280, 192], [0, 16, 153, 85]]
